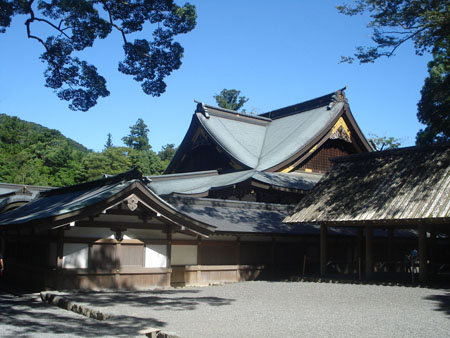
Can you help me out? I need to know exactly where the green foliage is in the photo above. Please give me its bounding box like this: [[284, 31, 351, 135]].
[[338, 1, 450, 145], [337, 0, 450, 64], [416, 50, 450, 145], [104, 133, 113, 150], [0, 114, 90, 186], [158, 143, 177, 168], [0, 0, 197, 111], [214, 89, 249, 112], [0, 114, 175, 186], [122, 118, 151, 151], [368, 134, 401, 151]]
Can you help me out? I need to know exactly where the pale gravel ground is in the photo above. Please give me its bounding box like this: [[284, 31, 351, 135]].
[[1, 281, 450, 337]]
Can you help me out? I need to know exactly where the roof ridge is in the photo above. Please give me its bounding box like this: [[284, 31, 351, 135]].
[[194, 101, 272, 122], [260, 87, 347, 120]]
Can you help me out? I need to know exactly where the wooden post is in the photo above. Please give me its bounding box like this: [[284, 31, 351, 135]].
[[418, 223, 428, 284], [357, 227, 363, 274], [0, 232, 5, 256], [302, 255, 307, 276], [358, 256, 362, 280], [320, 224, 328, 276], [56, 228, 64, 269], [387, 228, 394, 272], [115, 241, 121, 287], [236, 236, 241, 265], [167, 227, 172, 286], [166, 227, 172, 268], [197, 236, 202, 283], [365, 225, 373, 279], [271, 237, 276, 278]]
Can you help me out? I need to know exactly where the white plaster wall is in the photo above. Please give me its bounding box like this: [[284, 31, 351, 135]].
[[62, 243, 89, 269], [171, 245, 197, 265], [145, 245, 167, 268]]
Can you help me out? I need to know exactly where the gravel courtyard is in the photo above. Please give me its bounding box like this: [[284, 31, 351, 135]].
[[44, 281, 450, 338]]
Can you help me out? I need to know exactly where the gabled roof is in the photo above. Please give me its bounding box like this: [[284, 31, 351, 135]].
[[284, 145, 450, 226], [0, 168, 215, 236], [147, 169, 322, 196], [165, 88, 372, 174]]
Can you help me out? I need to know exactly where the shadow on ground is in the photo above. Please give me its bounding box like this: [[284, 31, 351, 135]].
[[424, 292, 450, 316], [0, 290, 164, 337]]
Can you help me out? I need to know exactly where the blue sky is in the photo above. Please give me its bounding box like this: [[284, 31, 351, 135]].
[[0, 0, 430, 152]]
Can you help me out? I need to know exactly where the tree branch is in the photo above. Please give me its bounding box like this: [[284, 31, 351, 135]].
[[33, 17, 70, 39], [25, 1, 49, 52], [101, 0, 128, 44]]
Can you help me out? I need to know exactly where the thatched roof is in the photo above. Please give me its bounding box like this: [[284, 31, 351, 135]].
[[284, 145, 450, 226]]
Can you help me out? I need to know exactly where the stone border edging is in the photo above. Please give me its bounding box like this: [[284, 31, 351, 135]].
[[40, 291, 181, 337], [40, 291, 111, 321]]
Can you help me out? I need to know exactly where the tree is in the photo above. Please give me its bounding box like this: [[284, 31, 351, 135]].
[[104, 133, 113, 150], [0, 0, 197, 111], [158, 143, 177, 169], [416, 51, 450, 145], [122, 118, 150, 151], [368, 134, 401, 151], [158, 143, 177, 162], [214, 89, 249, 112], [337, 1, 450, 64], [338, 1, 450, 144]]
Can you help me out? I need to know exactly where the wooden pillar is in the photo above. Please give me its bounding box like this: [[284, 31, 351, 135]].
[[166, 227, 172, 286], [196, 236, 202, 283], [365, 225, 373, 279], [271, 237, 276, 278], [166, 227, 172, 268], [320, 224, 328, 276], [357, 228, 363, 279], [387, 228, 394, 272], [56, 228, 64, 269], [115, 242, 121, 287], [0, 232, 5, 255], [429, 228, 436, 272], [418, 223, 428, 283]]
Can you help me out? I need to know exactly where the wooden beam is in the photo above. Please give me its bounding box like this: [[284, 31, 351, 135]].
[[320, 224, 328, 276], [75, 220, 166, 229]]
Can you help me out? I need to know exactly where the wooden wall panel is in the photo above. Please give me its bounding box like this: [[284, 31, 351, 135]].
[[200, 243, 236, 265], [121, 244, 144, 267]]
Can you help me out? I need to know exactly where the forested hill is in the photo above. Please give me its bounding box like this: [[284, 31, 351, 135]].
[[0, 114, 175, 187]]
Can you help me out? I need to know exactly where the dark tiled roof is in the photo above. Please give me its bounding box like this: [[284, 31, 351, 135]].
[[167, 197, 355, 236], [284, 145, 450, 225]]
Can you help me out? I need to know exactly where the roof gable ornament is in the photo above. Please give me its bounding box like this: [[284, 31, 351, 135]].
[[195, 102, 209, 118], [126, 194, 139, 211], [327, 87, 348, 110], [330, 117, 352, 143]]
